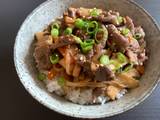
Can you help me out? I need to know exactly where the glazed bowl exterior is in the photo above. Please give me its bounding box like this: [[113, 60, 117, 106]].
[[14, 0, 160, 118]]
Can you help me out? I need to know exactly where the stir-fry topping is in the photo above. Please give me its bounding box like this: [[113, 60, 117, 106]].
[[34, 7, 147, 104]]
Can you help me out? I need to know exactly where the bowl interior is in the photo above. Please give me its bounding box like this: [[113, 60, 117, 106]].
[[14, 0, 160, 118]]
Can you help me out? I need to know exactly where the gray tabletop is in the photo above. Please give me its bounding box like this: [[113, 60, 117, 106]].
[[0, 0, 160, 120]]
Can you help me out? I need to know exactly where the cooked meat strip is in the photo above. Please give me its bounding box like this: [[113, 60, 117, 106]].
[[137, 50, 147, 65], [138, 38, 146, 49], [76, 54, 87, 66], [76, 7, 90, 18], [92, 44, 106, 63], [68, 7, 77, 18], [98, 10, 121, 26], [94, 65, 115, 81], [64, 16, 75, 25], [125, 16, 135, 35], [134, 26, 145, 39], [128, 38, 140, 52], [50, 35, 75, 50], [34, 44, 52, 70], [108, 24, 130, 48], [126, 49, 138, 64], [74, 29, 89, 40]]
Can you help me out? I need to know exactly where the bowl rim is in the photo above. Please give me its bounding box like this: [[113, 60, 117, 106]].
[[14, 0, 160, 118]]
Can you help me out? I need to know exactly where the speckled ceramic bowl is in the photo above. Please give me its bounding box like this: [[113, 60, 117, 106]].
[[14, 0, 160, 118]]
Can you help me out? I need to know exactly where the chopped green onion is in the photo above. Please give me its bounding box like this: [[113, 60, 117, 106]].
[[37, 73, 46, 81], [52, 23, 60, 29], [75, 18, 85, 29], [124, 63, 133, 72], [83, 39, 95, 46], [80, 39, 95, 53], [51, 28, 59, 37], [95, 28, 108, 43], [134, 33, 142, 40], [57, 77, 65, 86], [121, 28, 130, 36], [110, 59, 122, 71], [64, 27, 72, 35], [90, 8, 100, 17], [99, 55, 110, 65], [117, 52, 127, 63], [81, 45, 93, 53], [87, 21, 98, 34], [117, 16, 123, 24], [49, 53, 59, 64]]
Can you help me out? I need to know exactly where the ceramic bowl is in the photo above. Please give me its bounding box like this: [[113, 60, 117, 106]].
[[14, 0, 160, 118]]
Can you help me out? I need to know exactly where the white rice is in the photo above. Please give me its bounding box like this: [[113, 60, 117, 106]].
[[65, 88, 81, 103], [44, 76, 127, 104], [116, 89, 127, 99], [66, 88, 93, 105]]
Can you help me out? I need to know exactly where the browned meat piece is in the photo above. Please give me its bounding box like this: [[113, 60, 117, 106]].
[[76, 7, 90, 18], [138, 38, 146, 49], [90, 62, 99, 72], [50, 35, 75, 50], [112, 32, 130, 48], [134, 26, 145, 39], [64, 16, 75, 25], [108, 10, 120, 16], [82, 61, 94, 78], [76, 54, 87, 66], [107, 24, 117, 34], [68, 7, 77, 18], [94, 65, 115, 81], [34, 44, 52, 70], [75, 29, 89, 40], [136, 65, 145, 75], [100, 15, 118, 25], [129, 38, 140, 52], [137, 50, 147, 65], [126, 50, 138, 64], [108, 24, 140, 51], [125, 16, 135, 35], [92, 44, 106, 63], [98, 10, 121, 26], [108, 24, 130, 48]]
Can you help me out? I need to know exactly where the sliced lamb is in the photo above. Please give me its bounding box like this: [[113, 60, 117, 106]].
[[134, 26, 145, 39], [125, 16, 135, 35], [94, 65, 115, 81], [126, 49, 138, 64], [50, 35, 75, 50], [34, 44, 52, 70], [68, 7, 77, 18]]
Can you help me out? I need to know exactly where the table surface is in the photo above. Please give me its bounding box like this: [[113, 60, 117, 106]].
[[0, 0, 160, 120]]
